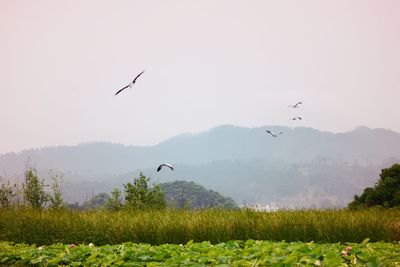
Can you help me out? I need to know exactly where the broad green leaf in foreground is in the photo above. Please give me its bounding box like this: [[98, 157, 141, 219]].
[[0, 240, 399, 266]]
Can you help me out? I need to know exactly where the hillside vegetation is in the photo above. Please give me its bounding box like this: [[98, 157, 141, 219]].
[[349, 164, 400, 209], [1, 125, 399, 207], [160, 180, 237, 209]]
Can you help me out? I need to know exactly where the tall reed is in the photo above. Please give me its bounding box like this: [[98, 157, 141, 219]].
[[0, 208, 398, 245]]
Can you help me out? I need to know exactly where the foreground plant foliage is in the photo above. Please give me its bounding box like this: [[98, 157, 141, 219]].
[[1, 239, 399, 266], [0, 208, 400, 245]]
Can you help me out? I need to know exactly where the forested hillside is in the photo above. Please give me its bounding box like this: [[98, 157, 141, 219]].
[[1, 125, 399, 207]]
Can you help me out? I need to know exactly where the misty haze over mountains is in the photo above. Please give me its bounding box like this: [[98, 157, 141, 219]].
[[1, 125, 399, 208]]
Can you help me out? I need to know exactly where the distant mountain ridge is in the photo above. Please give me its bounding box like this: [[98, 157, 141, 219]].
[[1, 125, 399, 207], [1, 125, 399, 178]]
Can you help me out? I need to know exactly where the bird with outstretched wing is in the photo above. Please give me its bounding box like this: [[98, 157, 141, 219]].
[[115, 70, 145, 96], [265, 130, 284, 138], [288, 101, 302, 108], [157, 163, 174, 172], [289, 117, 302, 121]]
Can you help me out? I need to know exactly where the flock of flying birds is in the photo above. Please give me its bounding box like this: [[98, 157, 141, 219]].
[[114, 71, 303, 172], [265, 101, 303, 138]]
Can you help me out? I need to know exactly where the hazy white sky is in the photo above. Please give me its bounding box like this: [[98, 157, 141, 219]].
[[1, 1, 399, 154]]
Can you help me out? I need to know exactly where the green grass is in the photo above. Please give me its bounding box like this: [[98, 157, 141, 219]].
[[1, 240, 400, 266], [0, 208, 399, 246]]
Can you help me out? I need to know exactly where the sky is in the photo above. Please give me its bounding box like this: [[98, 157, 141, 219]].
[[1, 0, 399, 154]]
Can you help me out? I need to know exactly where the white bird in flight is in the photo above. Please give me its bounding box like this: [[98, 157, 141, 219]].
[[157, 163, 174, 172], [115, 70, 145, 96], [288, 101, 302, 108], [265, 130, 284, 138]]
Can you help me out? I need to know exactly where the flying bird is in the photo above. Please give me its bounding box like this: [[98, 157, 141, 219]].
[[157, 163, 174, 172], [288, 101, 302, 108], [115, 70, 145, 96], [265, 130, 284, 138], [290, 117, 302, 121]]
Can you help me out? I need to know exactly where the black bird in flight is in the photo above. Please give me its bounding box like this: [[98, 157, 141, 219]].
[[290, 117, 302, 121], [115, 70, 145, 96], [157, 163, 174, 172], [288, 101, 302, 108], [265, 130, 284, 138]]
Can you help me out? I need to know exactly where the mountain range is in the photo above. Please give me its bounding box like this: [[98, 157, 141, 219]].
[[1, 125, 399, 208]]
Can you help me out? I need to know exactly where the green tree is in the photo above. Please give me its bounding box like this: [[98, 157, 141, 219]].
[[124, 172, 166, 210], [106, 188, 123, 211], [83, 192, 110, 210], [160, 180, 238, 209], [49, 174, 64, 209], [23, 169, 50, 209], [0, 178, 16, 208], [348, 163, 400, 209]]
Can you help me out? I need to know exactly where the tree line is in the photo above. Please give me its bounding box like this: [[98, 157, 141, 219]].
[[0, 171, 165, 210], [0, 170, 237, 211], [2, 163, 399, 210], [0, 169, 64, 209]]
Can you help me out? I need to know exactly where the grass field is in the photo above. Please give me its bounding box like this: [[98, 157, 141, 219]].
[[0, 208, 399, 246]]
